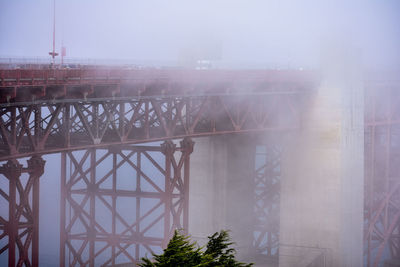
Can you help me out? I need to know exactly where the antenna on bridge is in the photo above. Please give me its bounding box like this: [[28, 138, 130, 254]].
[[48, 0, 58, 66]]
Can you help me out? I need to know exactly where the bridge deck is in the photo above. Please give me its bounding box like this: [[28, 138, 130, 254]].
[[0, 68, 317, 104], [0, 68, 317, 160]]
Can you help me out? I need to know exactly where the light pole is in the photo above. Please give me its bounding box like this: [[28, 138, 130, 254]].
[[48, 0, 58, 66]]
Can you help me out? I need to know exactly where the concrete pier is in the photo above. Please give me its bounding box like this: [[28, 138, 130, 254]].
[[188, 135, 255, 260], [279, 47, 364, 267]]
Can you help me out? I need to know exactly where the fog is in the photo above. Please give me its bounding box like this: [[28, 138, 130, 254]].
[[0, 0, 399, 69], [1, 1, 400, 266]]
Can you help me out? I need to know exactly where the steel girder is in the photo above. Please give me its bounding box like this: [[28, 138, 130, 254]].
[[59, 139, 193, 267], [365, 84, 400, 266], [0, 156, 45, 267], [0, 94, 302, 161]]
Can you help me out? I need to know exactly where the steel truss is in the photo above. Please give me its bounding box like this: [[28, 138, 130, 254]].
[[0, 68, 309, 267], [0, 93, 301, 161], [365, 84, 400, 266], [59, 139, 193, 266], [252, 144, 281, 263], [0, 156, 45, 267]]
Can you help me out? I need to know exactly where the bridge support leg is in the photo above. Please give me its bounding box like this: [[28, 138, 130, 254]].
[[0, 156, 45, 267], [161, 138, 194, 245], [1, 160, 21, 267], [365, 86, 400, 267], [60, 139, 193, 266], [60, 152, 66, 267], [279, 47, 364, 267], [188, 135, 256, 261], [252, 140, 282, 264], [27, 156, 46, 267]]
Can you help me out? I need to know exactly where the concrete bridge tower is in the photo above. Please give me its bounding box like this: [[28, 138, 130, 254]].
[[188, 46, 364, 267]]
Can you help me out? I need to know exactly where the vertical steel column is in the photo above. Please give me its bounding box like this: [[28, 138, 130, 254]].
[[34, 105, 41, 148], [10, 107, 16, 155], [27, 156, 45, 267], [60, 152, 66, 267], [111, 150, 117, 267], [180, 138, 194, 232], [64, 104, 71, 148], [60, 103, 70, 267], [89, 149, 95, 267], [161, 141, 174, 247], [135, 151, 141, 259]]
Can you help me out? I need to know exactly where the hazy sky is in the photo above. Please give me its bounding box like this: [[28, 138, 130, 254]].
[[1, 0, 399, 68]]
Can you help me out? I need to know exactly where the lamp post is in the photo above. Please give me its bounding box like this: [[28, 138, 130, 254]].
[[48, 0, 58, 66]]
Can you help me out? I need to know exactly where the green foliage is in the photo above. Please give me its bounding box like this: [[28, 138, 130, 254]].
[[140, 230, 203, 267], [204, 231, 252, 266], [139, 230, 253, 267]]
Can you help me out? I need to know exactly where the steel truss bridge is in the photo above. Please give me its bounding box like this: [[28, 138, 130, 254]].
[[0, 68, 398, 267]]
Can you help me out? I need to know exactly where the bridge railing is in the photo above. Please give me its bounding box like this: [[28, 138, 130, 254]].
[[0, 68, 318, 86]]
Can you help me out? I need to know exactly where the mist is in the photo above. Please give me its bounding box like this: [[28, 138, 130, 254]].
[[1, 0, 399, 69], [1, 1, 400, 267]]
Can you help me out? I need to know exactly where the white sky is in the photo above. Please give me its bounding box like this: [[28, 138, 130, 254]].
[[0, 0, 399, 68]]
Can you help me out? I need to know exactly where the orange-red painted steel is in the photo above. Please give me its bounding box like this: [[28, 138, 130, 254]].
[[364, 84, 400, 267], [0, 90, 307, 161], [0, 67, 311, 266], [59, 142, 193, 266], [0, 156, 45, 267], [1, 67, 398, 266], [0, 68, 313, 160]]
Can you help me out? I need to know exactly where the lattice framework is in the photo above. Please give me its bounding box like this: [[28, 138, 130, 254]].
[[59, 140, 193, 267]]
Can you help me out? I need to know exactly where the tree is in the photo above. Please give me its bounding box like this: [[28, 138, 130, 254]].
[[139, 230, 253, 267]]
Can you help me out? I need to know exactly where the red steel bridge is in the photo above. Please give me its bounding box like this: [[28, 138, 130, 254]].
[[0, 67, 398, 266]]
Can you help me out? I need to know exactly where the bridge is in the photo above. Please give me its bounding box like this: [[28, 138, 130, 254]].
[[0, 65, 399, 266]]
